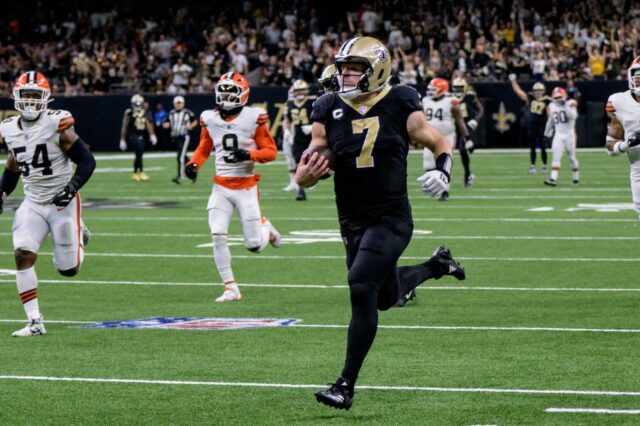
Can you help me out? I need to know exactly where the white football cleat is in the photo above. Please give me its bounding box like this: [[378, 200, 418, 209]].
[[282, 182, 299, 192], [215, 287, 242, 302], [262, 218, 281, 248], [12, 316, 46, 337]]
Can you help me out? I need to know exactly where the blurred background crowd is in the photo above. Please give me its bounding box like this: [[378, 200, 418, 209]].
[[0, 0, 637, 96]]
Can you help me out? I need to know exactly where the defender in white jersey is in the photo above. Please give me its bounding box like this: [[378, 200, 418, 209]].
[[0, 71, 96, 336], [422, 78, 470, 200], [543, 87, 580, 186], [185, 72, 281, 302], [605, 57, 640, 216]]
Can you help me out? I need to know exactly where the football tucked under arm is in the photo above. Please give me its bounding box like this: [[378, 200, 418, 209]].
[[301, 145, 336, 172]]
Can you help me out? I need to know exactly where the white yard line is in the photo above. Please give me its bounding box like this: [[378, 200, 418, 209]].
[[2, 216, 632, 223], [0, 251, 637, 262], [0, 318, 637, 334], [545, 408, 640, 415], [0, 375, 639, 397], [0, 278, 638, 293], [1, 232, 636, 241]]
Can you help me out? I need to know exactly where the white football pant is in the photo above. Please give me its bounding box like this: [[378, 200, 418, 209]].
[[13, 196, 85, 271]]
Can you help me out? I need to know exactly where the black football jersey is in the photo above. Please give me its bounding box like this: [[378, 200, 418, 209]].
[[285, 98, 315, 148], [125, 108, 152, 137], [310, 85, 422, 230], [527, 95, 551, 128], [458, 90, 479, 121]]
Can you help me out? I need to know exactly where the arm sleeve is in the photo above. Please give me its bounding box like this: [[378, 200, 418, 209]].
[[0, 168, 20, 196], [66, 138, 97, 192], [189, 122, 214, 169], [250, 124, 277, 163]]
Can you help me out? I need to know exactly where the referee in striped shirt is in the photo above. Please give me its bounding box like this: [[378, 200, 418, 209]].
[[164, 96, 197, 184]]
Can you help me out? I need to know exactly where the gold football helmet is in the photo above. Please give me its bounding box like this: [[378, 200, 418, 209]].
[[532, 82, 546, 100], [334, 36, 391, 99], [452, 77, 468, 99], [290, 79, 310, 101], [318, 64, 338, 93]]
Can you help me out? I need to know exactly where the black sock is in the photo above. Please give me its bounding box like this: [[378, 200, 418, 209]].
[[341, 283, 378, 384], [530, 147, 536, 165], [460, 149, 471, 180], [398, 260, 439, 295]]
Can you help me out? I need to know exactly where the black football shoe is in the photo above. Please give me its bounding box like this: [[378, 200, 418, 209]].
[[394, 289, 416, 308], [315, 377, 354, 410], [429, 246, 465, 280]]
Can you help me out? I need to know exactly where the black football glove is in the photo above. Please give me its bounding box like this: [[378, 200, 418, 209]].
[[185, 163, 198, 182], [0, 192, 5, 214], [628, 132, 640, 148], [50, 184, 77, 207], [223, 148, 251, 163]]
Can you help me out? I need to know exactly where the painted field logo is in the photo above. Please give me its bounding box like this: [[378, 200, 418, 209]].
[[84, 317, 299, 331]]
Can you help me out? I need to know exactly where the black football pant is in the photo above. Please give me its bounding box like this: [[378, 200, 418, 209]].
[[526, 125, 547, 166], [339, 216, 441, 384], [456, 133, 471, 181], [173, 135, 190, 179], [293, 142, 310, 198], [129, 134, 146, 173]]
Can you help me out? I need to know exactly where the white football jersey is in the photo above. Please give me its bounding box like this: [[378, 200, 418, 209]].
[[0, 110, 74, 203], [548, 101, 577, 136], [200, 106, 266, 178], [607, 90, 640, 167], [422, 95, 457, 137]]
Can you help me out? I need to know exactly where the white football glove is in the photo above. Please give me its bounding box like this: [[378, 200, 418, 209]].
[[508, 73, 517, 82], [150, 134, 158, 146], [283, 128, 293, 145], [417, 170, 450, 198], [119, 139, 127, 151], [301, 124, 312, 135], [466, 119, 478, 130], [464, 138, 475, 151]]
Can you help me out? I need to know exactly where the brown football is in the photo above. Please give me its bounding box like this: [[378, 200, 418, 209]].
[[302, 145, 336, 171]]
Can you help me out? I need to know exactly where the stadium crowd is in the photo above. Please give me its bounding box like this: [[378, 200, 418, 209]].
[[0, 0, 638, 96]]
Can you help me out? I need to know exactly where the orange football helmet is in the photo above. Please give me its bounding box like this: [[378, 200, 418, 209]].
[[628, 56, 640, 95], [426, 78, 449, 98], [551, 87, 567, 103], [13, 71, 51, 120], [215, 72, 250, 110]]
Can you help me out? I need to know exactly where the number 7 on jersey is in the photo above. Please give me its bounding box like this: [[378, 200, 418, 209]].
[[352, 117, 380, 168]]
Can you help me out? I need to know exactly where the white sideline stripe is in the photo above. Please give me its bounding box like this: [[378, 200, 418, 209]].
[[4, 216, 632, 223], [0, 251, 637, 262], [0, 318, 637, 334], [16, 195, 627, 201], [12, 251, 640, 262], [1, 279, 639, 293], [545, 408, 640, 415], [1, 232, 638, 241], [1, 375, 640, 397]]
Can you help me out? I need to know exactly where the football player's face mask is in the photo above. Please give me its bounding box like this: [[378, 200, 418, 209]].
[[215, 82, 248, 110], [13, 72, 51, 121], [337, 62, 369, 99]]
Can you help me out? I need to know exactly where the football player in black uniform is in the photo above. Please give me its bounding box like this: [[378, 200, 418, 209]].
[[509, 74, 551, 174], [295, 36, 466, 410], [452, 77, 484, 187], [284, 80, 316, 200], [120, 94, 158, 181], [318, 64, 339, 94]]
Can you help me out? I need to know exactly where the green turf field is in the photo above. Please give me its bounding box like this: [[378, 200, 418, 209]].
[[1, 150, 639, 425]]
